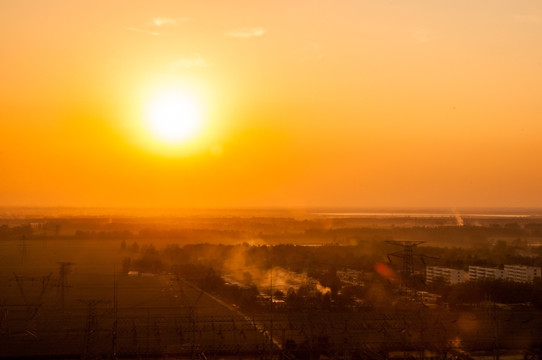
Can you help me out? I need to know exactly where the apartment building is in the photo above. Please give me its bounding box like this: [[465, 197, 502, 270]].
[[503, 265, 541, 283], [468, 266, 505, 281], [426, 266, 467, 284], [468, 265, 541, 283]]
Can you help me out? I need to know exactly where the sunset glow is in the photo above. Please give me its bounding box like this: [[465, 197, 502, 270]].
[[1, 1, 541, 208], [145, 89, 202, 144], [3, 3, 542, 357]]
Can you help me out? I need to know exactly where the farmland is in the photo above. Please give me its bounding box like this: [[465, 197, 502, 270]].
[[0, 238, 274, 358], [2, 212, 542, 359]]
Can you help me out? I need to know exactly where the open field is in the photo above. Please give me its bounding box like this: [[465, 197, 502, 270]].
[[2, 214, 542, 359], [1, 272, 274, 358], [0, 238, 274, 358]]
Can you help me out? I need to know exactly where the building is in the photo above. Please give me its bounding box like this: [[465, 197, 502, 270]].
[[468, 265, 542, 283], [337, 269, 365, 286], [468, 266, 505, 281], [426, 266, 467, 284], [504, 265, 542, 283]]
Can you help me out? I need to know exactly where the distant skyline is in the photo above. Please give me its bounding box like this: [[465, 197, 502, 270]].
[[1, 1, 542, 208]]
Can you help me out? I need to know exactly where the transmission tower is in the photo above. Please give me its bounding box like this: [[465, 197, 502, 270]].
[[386, 240, 437, 292], [12, 273, 52, 316], [80, 299, 102, 360], [17, 235, 28, 263], [56, 262, 74, 316], [12, 272, 52, 337], [111, 275, 118, 359]]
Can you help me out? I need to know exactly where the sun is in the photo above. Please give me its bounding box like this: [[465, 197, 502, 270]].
[[145, 89, 202, 144]]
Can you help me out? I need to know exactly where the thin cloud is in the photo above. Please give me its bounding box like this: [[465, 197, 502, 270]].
[[151, 17, 189, 27], [226, 27, 265, 39], [123, 16, 189, 36], [171, 54, 211, 70], [123, 26, 160, 36]]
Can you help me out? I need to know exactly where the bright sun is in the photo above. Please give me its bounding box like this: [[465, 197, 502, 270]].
[[145, 89, 202, 144]]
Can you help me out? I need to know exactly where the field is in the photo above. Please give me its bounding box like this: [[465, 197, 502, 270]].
[[0, 238, 274, 358]]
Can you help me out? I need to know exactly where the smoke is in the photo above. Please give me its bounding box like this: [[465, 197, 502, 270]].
[[452, 209, 464, 226], [266, 266, 331, 295], [222, 245, 331, 295]]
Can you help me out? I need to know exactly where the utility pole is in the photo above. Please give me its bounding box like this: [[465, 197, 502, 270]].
[[269, 246, 273, 312], [56, 262, 74, 317], [111, 274, 118, 359], [17, 235, 27, 263], [80, 299, 102, 360]]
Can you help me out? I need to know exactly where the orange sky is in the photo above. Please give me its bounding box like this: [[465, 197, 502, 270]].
[[1, 1, 542, 208]]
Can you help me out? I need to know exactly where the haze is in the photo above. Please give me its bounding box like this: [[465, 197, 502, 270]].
[[1, 1, 542, 208]]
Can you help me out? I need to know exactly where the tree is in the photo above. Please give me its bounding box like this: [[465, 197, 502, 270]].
[[122, 257, 131, 273]]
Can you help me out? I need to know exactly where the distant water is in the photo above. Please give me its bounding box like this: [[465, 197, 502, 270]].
[[314, 211, 539, 218], [1, 206, 541, 219]]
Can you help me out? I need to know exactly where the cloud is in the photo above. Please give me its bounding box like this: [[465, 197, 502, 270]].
[[170, 54, 211, 69], [123, 16, 189, 36], [151, 17, 189, 27], [514, 15, 540, 24], [226, 27, 265, 39], [123, 26, 160, 36]]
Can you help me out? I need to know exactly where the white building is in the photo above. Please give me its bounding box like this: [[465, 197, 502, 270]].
[[504, 265, 541, 283], [468, 265, 542, 283], [426, 266, 467, 284], [468, 266, 505, 281]]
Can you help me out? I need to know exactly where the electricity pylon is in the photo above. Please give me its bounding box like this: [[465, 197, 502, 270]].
[[386, 240, 437, 292], [56, 262, 74, 316]]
